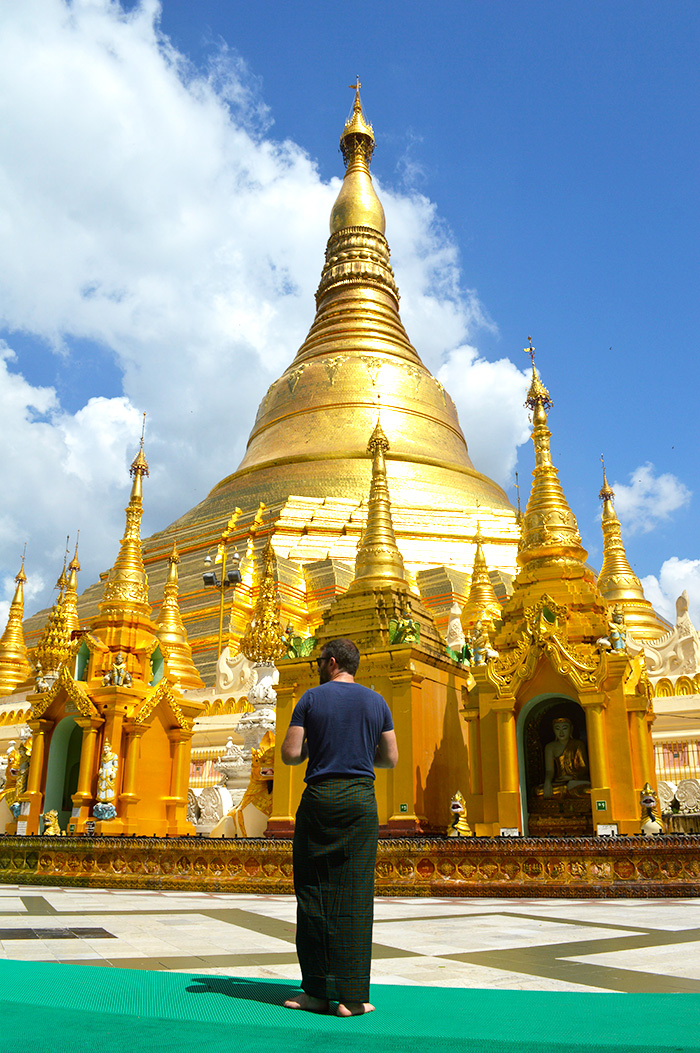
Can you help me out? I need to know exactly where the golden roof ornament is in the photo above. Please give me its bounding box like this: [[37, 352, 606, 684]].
[[330, 77, 385, 235], [0, 555, 33, 696], [63, 535, 81, 635], [155, 541, 204, 689], [34, 565, 72, 677], [461, 523, 502, 630], [518, 343, 588, 570], [597, 458, 668, 640], [240, 538, 286, 663], [100, 416, 150, 615], [353, 419, 407, 586]]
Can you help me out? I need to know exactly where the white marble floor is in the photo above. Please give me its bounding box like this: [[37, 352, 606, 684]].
[[0, 884, 699, 993]]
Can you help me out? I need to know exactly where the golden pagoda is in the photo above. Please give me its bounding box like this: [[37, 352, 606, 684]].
[[23, 84, 521, 685], [155, 542, 205, 689], [597, 464, 669, 640], [461, 524, 503, 632], [13, 438, 204, 837], [464, 354, 656, 837], [0, 558, 32, 696]]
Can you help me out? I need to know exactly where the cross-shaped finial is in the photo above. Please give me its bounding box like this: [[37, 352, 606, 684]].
[[140, 411, 147, 446], [350, 76, 361, 94], [524, 336, 535, 367]]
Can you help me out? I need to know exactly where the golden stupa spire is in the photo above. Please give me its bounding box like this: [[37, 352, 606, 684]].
[[329, 76, 384, 236], [155, 541, 204, 689], [63, 534, 81, 635], [34, 560, 72, 678], [212, 85, 514, 519], [597, 458, 668, 639], [353, 420, 406, 586], [240, 538, 286, 663], [0, 554, 32, 696], [461, 523, 502, 630], [99, 415, 150, 615], [518, 342, 588, 570]]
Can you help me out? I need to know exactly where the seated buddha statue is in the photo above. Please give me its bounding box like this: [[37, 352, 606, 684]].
[[534, 716, 590, 799]]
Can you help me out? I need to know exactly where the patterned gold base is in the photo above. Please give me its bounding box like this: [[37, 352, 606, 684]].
[[1, 835, 698, 896]]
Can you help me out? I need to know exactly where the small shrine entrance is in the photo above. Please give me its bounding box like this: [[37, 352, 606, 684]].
[[519, 696, 593, 837], [43, 716, 82, 832]]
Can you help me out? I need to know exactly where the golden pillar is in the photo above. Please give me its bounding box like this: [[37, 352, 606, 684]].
[[581, 694, 612, 825], [493, 699, 521, 832], [70, 716, 103, 832], [164, 728, 192, 834], [19, 718, 52, 835], [629, 704, 654, 790], [463, 704, 483, 796], [387, 666, 427, 834]]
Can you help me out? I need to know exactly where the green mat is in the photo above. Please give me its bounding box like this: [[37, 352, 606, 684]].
[[0, 959, 698, 1052]]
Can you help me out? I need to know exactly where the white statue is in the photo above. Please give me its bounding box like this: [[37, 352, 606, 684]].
[[446, 603, 466, 651]]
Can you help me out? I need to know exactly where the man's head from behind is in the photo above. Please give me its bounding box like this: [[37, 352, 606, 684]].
[[318, 638, 360, 682]]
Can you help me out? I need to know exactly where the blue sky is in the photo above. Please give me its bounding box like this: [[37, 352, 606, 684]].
[[0, 0, 698, 626]]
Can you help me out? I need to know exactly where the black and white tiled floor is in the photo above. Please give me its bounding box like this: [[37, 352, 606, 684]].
[[1, 885, 699, 993]]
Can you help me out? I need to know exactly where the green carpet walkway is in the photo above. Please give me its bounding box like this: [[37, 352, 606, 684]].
[[0, 959, 697, 1052]]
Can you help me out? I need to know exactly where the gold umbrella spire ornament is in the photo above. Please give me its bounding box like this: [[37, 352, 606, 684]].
[[34, 560, 72, 678], [63, 534, 81, 635], [461, 524, 502, 631], [240, 538, 286, 664], [99, 415, 150, 615], [155, 541, 204, 689], [0, 553, 32, 696], [353, 419, 407, 586], [597, 458, 668, 639], [518, 344, 588, 571]]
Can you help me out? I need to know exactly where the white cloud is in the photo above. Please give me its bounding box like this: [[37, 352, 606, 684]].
[[438, 346, 531, 486], [642, 558, 700, 626], [0, 0, 530, 621], [611, 463, 691, 534]]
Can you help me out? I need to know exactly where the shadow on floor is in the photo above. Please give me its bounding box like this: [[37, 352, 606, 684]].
[[186, 976, 301, 1007]]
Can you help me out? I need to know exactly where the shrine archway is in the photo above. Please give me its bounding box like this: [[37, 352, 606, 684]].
[[43, 717, 82, 832]]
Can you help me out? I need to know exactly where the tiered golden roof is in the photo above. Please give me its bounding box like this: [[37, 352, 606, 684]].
[[0, 558, 32, 695], [518, 361, 588, 571], [352, 419, 406, 586], [461, 525, 502, 630], [34, 570, 71, 677], [240, 538, 286, 663], [99, 434, 150, 616], [155, 542, 205, 689], [597, 465, 668, 640]]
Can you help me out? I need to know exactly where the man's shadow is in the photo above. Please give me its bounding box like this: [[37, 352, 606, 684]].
[[186, 976, 301, 1007]]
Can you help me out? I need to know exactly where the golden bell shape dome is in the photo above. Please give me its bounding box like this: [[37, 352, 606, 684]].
[[209, 86, 513, 516]]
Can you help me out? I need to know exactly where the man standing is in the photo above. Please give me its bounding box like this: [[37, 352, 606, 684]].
[[281, 637, 398, 1017]]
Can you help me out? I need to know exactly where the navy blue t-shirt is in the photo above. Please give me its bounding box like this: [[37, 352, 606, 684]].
[[288, 680, 394, 783]]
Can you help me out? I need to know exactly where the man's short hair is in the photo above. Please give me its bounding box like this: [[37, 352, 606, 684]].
[[322, 638, 360, 675]]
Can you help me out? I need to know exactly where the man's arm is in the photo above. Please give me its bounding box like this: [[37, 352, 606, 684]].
[[281, 724, 308, 766], [374, 729, 399, 769]]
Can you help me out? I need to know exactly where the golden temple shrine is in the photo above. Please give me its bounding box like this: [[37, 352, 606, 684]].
[[0, 85, 695, 878]]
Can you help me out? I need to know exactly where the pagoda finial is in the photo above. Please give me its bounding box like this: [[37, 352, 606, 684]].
[[597, 460, 667, 639], [63, 532, 81, 635], [240, 538, 286, 663], [330, 80, 385, 235], [99, 426, 150, 615], [155, 540, 204, 689], [55, 536, 69, 597], [0, 555, 32, 696], [518, 352, 588, 570], [34, 568, 71, 679], [353, 421, 406, 585], [461, 526, 502, 631]]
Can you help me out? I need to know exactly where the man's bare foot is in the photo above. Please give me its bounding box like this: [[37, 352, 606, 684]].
[[283, 993, 329, 1013], [337, 1002, 375, 1017]]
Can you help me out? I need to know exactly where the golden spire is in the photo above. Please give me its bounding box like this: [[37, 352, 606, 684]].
[[34, 562, 72, 678], [240, 538, 286, 663], [212, 87, 515, 519], [330, 77, 385, 235], [99, 420, 150, 615], [353, 420, 407, 586], [597, 459, 668, 639], [518, 346, 588, 570], [461, 524, 502, 630], [155, 541, 204, 689], [0, 556, 32, 696], [63, 535, 81, 635]]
